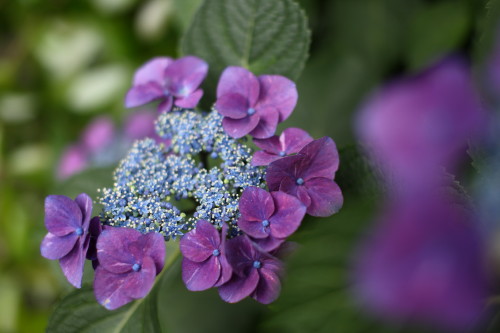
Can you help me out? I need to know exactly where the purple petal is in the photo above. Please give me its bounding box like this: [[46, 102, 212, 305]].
[[94, 268, 133, 310], [164, 56, 208, 96], [249, 107, 279, 139], [281, 128, 313, 154], [139, 232, 166, 273], [182, 256, 221, 291], [252, 267, 281, 304], [217, 67, 260, 106], [253, 135, 281, 154], [252, 236, 285, 252], [237, 218, 269, 239], [45, 195, 83, 236], [222, 114, 260, 139], [96, 227, 140, 273], [215, 252, 233, 287], [257, 75, 298, 122], [266, 154, 304, 191], [174, 89, 203, 109], [125, 83, 164, 108], [81, 116, 115, 154], [123, 256, 157, 299], [124, 110, 157, 140], [251, 151, 281, 166], [74, 193, 93, 231], [296, 186, 312, 208], [298, 137, 339, 181], [269, 191, 306, 238], [304, 178, 343, 217], [224, 235, 256, 276], [86, 216, 102, 261], [218, 269, 260, 303], [215, 93, 249, 119], [41, 232, 78, 260], [278, 176, 299, 197], [57, 145, 88, 180], [180, 220, 220, 262], [157, 95, 174, 113], [133, 57, 173, 86], [59, 237, 87, 288], [239, 187, 275, 222]]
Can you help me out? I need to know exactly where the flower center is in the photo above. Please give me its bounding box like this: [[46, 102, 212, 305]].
[[262, 219, 270, 227], [247, 108, 256, 116], [253, 260, 262, 269], [212, 249, 221, 257], [296, 178, 304, 185], [132, 263, 142, 272], [75, 227, 84, 236], [279, 151, 286, 157]]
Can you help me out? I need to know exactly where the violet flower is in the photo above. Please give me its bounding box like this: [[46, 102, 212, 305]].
[[252, 127, 313, 166], [237, 186, 306, 251], [57, 145, 88, 180], [125, 56, 208, 113], [353, 197, 488, 331], [81, 116, 115, 154], [218, 235, 283, 304], [266, 137, 343, 217], [215, 66, 298, 139], [180, 220, 232, 291], [40, 193, 94, 288], [94, 227, 166, 310]]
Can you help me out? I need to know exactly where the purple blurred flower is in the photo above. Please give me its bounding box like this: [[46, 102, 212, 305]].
[[252, 128, 313, 166], [215, 66, 298, 139], [81, 116, 115, 154], [57, 145, 88, 180], [266, 137, 343, 217], [94, 227, 166, 310], [353, 197, 488, 331], [124, 110, 157, 140], [237, 187, 306, 251], [218, 235, 283, 304], [357, 56, 485, 187], [40, 193, 94, 288], [180, 220, 232, 291], [125, 56, 208, 113]]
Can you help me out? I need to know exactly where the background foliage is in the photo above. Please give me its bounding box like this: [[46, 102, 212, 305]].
[[0, 0, 494, 332]]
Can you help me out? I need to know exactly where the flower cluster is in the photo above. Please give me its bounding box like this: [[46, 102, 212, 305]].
[[41, 56, 343, 309]]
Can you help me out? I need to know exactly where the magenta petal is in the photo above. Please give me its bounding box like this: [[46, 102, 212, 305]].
[[239, 187, 275, 221], [125, 83, 164, 108], [41, 232, 78, 260], [96, 228, 140, 273], [249, 107, 279, 139], [252, 236, 285, 252], [215, 93, 249, 119], [218, 269, 260, 303], [94, 267, 134, 310], [215, 252, 233, 287], [257, 75, 298, 122], [279, 177, 299, 196], [281, 128, 313, 154], [266, 154, 303, 191], [81, 117, 115, 154], [269, 191, 306, 238], [45, 195, 83, 236], [133, 57, 173, 86], [59, 237, 87, 288], [296, 186, 312, 207], [222, 114, 260, 139], [253, 135, 281, 154], [124, 256, 157, 299], [225, 236, 256, 276], [124, 110, 157, 140], [139, 232, 166, 273], [252, 268, 281, 304], [158, 96, 174, 113], [251, 151, 281, 166], [180, 220, 220, 262], [174, 89, 203, 109], [164, 56, 208, 96], [217, 67, 260, 106], [57, 145, 88, 180], [304, 178, 343, 217], [299, 137, 340, 180], [238, 218, 269, 239], [182, 256, 221, 291], [75, 193, 93, 230]]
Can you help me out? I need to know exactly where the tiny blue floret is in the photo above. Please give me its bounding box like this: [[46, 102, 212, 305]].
[[212, 249, 221, 257], [75, 227, 84, 236], [253, 260, 262, 269], [296, 178, 304, 185], [132, 263, 141, 272]]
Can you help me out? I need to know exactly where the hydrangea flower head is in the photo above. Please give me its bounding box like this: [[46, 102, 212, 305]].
[[41, 193, 95, 288], [215, 66, 298, 139], [125, 56, 208, 113]]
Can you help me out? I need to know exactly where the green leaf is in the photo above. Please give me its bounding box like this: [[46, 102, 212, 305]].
[[181, 0, 311, 101]]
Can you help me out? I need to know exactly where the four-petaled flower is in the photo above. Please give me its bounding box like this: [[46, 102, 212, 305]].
[[252, 127, 313, 166], [267, 137, 343, 217], [94, 227, 166, 310], [180, 220, 232, 291], [219, 235, 283, 304], [125, 56, 208, 113], [41, 193, 95, 288], [215, 66, 298, 139], [238, 186, 306, 251]]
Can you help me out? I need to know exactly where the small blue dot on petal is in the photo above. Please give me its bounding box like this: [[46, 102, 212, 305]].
[[132, 263, 141, 272], [279, 151, 286, 157], [75, 227, 84, 236], [253, 260, 262, 269], [247, 108, 256, 116], [212, 249, 220, 257], [296, 178, 304, 185], [262, 220, 270, 227]]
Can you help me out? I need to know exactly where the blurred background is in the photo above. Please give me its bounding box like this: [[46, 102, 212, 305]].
[[0, 0, 495, 332]]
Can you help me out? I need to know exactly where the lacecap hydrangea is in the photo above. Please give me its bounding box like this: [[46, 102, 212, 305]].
[[40, 56, 343, 310]]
